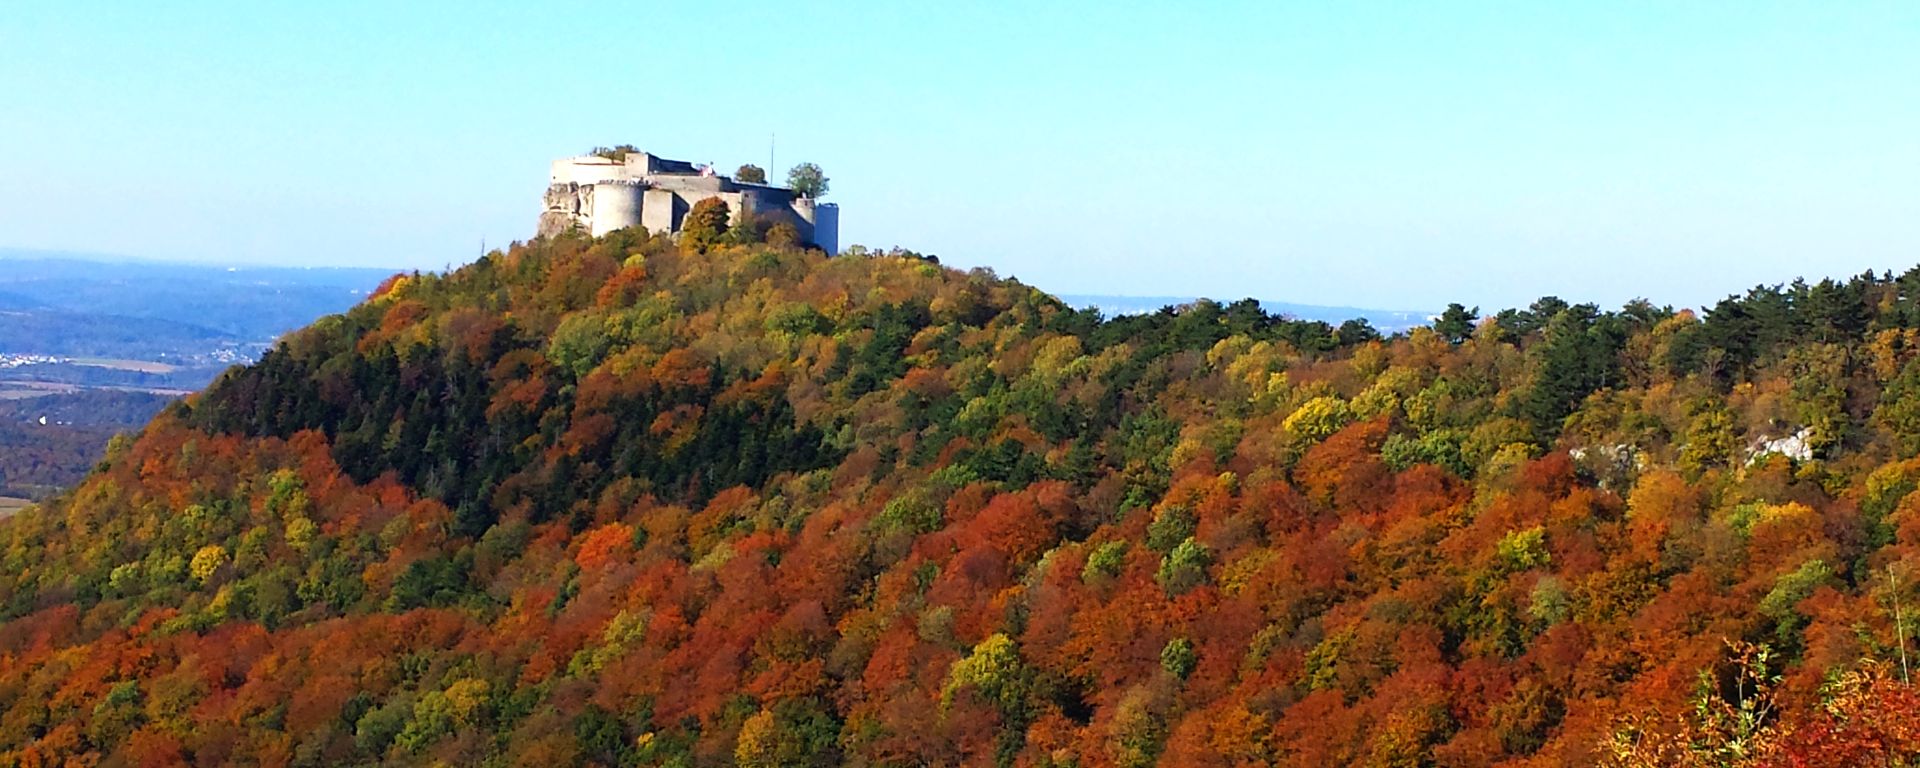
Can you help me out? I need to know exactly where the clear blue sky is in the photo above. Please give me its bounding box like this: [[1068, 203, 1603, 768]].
[[2, 2, 1915, 312]]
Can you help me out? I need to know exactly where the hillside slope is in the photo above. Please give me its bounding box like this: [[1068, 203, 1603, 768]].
[[3, 230, 1920, 766]]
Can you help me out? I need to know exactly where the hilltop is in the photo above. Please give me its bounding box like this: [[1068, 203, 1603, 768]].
[[1057, 294, 1433, 333], [3, 228, 1920, 766]]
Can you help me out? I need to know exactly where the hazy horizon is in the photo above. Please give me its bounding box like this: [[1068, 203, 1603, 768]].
[[18, 244, 1920, 324], [3, 2, 1915, 312]]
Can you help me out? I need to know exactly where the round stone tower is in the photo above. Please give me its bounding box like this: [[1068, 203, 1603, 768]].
[[588, 181, 645, 237]]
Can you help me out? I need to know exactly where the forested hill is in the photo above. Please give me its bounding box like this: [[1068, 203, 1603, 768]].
[[4, 228, 1920, 766]]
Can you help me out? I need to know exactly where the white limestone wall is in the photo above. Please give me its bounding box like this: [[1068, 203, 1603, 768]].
[[551, 156, 628, 185], [589, 182, 644, 236], [641, 189, 681, 234]]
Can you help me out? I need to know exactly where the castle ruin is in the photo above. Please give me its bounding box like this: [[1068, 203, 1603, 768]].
[[538, 151, 838, 253]]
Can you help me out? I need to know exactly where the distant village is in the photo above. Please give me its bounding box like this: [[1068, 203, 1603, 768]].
[[0, 354, 64, 370]]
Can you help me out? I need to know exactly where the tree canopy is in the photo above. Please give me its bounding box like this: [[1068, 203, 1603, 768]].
[[5, 230, 1920, 765], [786, 162, 828, 199]]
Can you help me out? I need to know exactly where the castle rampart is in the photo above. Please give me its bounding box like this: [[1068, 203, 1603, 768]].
[[537, 151, 839, 251]]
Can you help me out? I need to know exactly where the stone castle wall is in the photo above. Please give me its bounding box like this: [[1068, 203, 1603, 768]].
[[537, 153, 839, 252], [586, 181, 644, 237]]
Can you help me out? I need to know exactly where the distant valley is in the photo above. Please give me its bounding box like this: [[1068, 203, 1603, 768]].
[[0, 250, 395, 498], [0, 250, 397, 380]]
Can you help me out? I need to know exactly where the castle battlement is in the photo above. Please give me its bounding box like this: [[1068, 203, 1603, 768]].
[[537, 151, 838, 254]]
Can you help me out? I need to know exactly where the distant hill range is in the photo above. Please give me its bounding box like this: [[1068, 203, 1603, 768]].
[[0, 249, 397, 358], [0, 390, 174, 499], [1057, 294, 1432, 332], [0, 250, 397, 498]]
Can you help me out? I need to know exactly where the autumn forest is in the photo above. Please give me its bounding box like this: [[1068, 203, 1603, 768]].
[[6, 227, 1920, 766]]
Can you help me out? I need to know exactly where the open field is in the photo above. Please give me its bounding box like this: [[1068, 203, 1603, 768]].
[[0, 381, 193, 399], [0, 381, 79, 399], [0, 496, 31, 517], [69, 357, 179, 374]]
